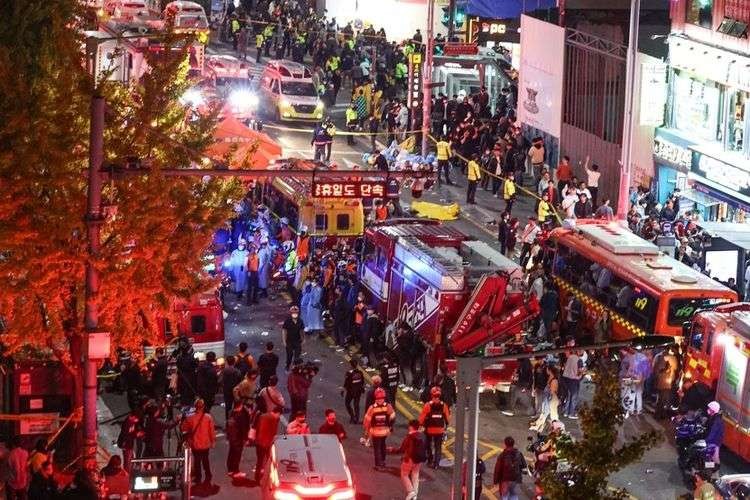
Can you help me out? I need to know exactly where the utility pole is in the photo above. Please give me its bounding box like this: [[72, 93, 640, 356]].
[[421, 0, 435, 157], [447, 0, 457, 41], [83, 94, 104, 469], [617, 0, 640, 219]]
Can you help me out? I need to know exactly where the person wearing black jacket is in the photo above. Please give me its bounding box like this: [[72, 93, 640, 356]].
[[142, 404, 178, 458], [333, 287, 351, 347], [501, 358, 534, 417], [257, 342, 279, 388], [362, 306, 384, 366], [342, 358, 366, 423], [196, 352, 219, 411], [498, 212, 510, 255], [387, 419, 426, 500], [221, 356, 243, 420], [28, 461, 58, 500], [226, 400, 251, 477], [149, 347, 169, 401]]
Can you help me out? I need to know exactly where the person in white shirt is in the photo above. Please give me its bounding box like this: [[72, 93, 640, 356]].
[[576, 181, 592, 201], [562, 186, 578, 219], [584, 161, 601, 207], [518, 217, 540, 268]]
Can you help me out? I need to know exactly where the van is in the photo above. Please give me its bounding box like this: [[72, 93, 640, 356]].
[[163, 1, 208, 31], [259, 60, 324, 122], [104, 0, 149, 19], [260, 434, 355, 500]]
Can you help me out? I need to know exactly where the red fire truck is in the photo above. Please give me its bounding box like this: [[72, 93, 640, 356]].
[[359, 220, 537, 390], [683, 303, 750, 461]]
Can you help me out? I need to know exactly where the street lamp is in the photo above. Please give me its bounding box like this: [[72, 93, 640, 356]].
[[449, 334, 675, 500]]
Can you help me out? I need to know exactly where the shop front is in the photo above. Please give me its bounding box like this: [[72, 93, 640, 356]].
[[654, 34, 750, 222], [467, 17, 520, 68]]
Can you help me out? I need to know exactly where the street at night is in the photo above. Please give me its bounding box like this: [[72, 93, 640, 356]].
[[2, 0, 750, 499]]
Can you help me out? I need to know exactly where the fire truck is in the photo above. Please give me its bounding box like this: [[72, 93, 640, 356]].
[[359, 220, 538, 390], [683, 303, 750, 461]]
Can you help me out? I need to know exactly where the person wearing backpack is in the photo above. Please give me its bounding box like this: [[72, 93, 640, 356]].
[[418, 386, 450, 469], [235, 342, 256, 377], [257, 375, 285, 414], [225, 400, 251, 478], [493, 436, 525, 500], [387, 419, 426, 500], [342, 358, 365, 423]]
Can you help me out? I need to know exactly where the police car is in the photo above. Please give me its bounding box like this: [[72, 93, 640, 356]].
[[260, 434, 355, 500]]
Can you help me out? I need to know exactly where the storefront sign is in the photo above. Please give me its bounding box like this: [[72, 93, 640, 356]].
[[653, 136, 692, 170], [443, 42, 479, 56], [469, 17, 520, 44], [312, 181, 386, 199], [19, 413, 59, 435], [640, 62, 668, 126], [407, 53, 423, 127], [692, 152, 750, 195]]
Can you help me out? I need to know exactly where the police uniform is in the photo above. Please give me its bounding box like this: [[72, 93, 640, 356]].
[[343, 367, 365, 423]]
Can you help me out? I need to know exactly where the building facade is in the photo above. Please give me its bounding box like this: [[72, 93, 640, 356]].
[[655, 0, 750, 221]]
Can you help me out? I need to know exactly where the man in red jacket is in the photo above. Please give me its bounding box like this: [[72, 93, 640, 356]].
[[253, 405, 282, 483], [180, 399, 216, 485]]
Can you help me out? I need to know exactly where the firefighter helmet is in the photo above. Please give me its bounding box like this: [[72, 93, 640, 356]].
[[430, 386, 442, 397], [374, 387, 386, 400]]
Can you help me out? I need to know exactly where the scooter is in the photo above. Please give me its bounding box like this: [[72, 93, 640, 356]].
[[674, 412, 718, 488]]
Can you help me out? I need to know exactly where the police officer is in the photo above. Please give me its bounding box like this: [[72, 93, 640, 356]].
[[363, 387, 396, 470], [418, 386, 450, 469], [311, 122, 329, 162], [342, 358, 365, 423], [345, 104, 358, 145], [379, 353, 400, 406]]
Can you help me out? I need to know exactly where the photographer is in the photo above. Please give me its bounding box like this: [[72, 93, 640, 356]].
[[142, 403, 179, 459]]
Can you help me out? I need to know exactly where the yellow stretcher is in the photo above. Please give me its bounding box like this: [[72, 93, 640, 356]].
[[410, 201, 460, 221]]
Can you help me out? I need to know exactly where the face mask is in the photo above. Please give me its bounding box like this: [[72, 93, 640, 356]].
[[291, 314, 299, 319]]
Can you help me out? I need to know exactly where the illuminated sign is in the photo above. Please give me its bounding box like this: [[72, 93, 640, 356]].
[[407, 53, 423, 128], [443, 42, 479, 56], [653, 137, 691, 170], [640, 62, 667, 126], [311, 181, 386, 199], [469, 18, 520, 44], [693, 152, 750, 194]]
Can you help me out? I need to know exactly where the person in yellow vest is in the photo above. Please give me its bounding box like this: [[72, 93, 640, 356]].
[[246, 244, 260, 305], [363, 387, 396, 469], [537, 191, 552, 223], [345, 104, 358, 146], [262, 25, 274, 56], [435, 137, 453, 186], [503, 171, 517, 215], [255, 31, 264, 63], [467, 153, 482, 204], [230, 16, 241, 51]]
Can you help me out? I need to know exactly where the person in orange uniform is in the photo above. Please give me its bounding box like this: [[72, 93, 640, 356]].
[[363, 387, 396, 470], [296, 226, 310, 263], [277, 217, 293, 242], [374, 199, 388, 221], [246, 244, 260, 305], [418, 386, 450, 469], [556, 155, 572, 197]]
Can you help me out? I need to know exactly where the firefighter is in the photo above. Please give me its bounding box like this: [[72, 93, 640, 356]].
[[379, 352, 400, 406], [296, 226, 310, 264], [342, 358, 365, 423], [363, 387, 396, 470], [345, 104, 358, 146], [418, 386, 451, 469]]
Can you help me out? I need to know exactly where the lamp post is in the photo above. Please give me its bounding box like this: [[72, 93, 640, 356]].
[[421, 0, 435, 157], [617, 0, 641, 218]]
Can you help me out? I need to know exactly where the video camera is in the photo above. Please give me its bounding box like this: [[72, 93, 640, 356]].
[[292, 360, 320, 380]]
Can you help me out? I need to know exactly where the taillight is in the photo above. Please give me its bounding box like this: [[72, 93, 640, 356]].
[[293, 484, 334, 496], [329, 489, 356, 500], [273, 491, 300, 500]]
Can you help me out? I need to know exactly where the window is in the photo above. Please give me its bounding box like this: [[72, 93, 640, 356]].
[[280, 81, 318, 97], [271, 79, 280, 94], [376, 248, 388, 272], [336, 213, 350, 230], [315, 213, 327, 231], [689, 322, 705, 350], [727, 91, 746, 152], [686, 0, 714, 28], [190, 315, 206, 335], [667, 297, 730, 326], [672, 72, 723, 143]]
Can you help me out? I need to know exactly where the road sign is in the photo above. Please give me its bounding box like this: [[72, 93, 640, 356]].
[[312, 180, 386, 199]]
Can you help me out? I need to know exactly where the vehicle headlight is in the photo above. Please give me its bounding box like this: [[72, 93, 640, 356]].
[[179, 89, 204, 108], [279, 98, 292, 109], [229, 90, 259, 109], [315, 101, 325, 110]]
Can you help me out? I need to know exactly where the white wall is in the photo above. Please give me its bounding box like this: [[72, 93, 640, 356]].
[[631, 51, 660, 186], [324, 0, 446, 43]]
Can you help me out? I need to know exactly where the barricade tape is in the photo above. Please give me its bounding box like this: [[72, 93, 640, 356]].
[[262, 123, 425, 137]]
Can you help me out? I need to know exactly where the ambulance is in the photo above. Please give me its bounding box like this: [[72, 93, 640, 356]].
[[260, 434, 355, 500], [204, 55, 259, 122], [683, 303, 750, 461]]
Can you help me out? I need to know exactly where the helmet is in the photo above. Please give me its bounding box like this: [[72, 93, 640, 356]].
[[430, 386, 442, 397], [551, 420, 565, 432], [707, 401, 721, 414], [300, 225, 308, 233], [282, 240, 295, 252], [280, 217, 289, 225], [374, 387, 386, 400], [290, 305, 300, 313]]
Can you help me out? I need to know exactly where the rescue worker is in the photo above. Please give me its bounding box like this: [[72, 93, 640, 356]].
[[418, 386, 450, 469], [311, 122, 329, 162], [296, 226, 310, 264], [537, 191, 552, 223], [255, 30, 264, 63], [435, 136, 453, 186], [262, 24, 274, 57], [345, 104, 358, 145], [466, 153, 481, 204], [246, 243, 260, 305], [503, 171, 517, 215], [363, 387, 396, 470], [379, 352, 401, 406], [374, 199, 388, 221], [230, 15, 241, 51], [342, 358, 365, 423]]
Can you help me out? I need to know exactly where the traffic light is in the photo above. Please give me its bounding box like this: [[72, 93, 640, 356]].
[[441, 5, 466, 28]]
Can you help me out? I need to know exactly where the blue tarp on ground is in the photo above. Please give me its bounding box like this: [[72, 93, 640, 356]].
[[465, 0, 557, 19]]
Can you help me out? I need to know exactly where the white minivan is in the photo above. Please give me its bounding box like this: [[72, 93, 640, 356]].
[[259, 60, 324, 122]]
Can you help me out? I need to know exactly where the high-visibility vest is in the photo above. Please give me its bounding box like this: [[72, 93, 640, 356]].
[[537, 200, 551, 222], [504, 180, 516, 200], [467, 160, 481, 181], [247, 253, 259, 272], [345, 107, 358, 124], [436, 141, 451, 160], [255, 34, 264, 47], [297, 235, 309, 262], [375, 205, 388, 221]]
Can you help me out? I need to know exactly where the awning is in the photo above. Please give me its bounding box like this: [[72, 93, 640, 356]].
[[206, 116, 282, 169], [466, 0, 557, 19], [700, 221, 750, 251], [679, 188, 721, 207]]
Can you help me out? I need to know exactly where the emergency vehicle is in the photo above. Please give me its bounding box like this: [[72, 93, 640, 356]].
[[162, 1, 208, 31], [360, 220, 537, 389], [183, 55, 259, 122], [143, 291, 225, 360], [549, 221, 736, 340], [260, 434, 355, 500], [259, 60, 324, 122], [683, 303, 750, 461]]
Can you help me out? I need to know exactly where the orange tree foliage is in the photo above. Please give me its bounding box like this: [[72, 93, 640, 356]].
[[0, 0, 245, 362]]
